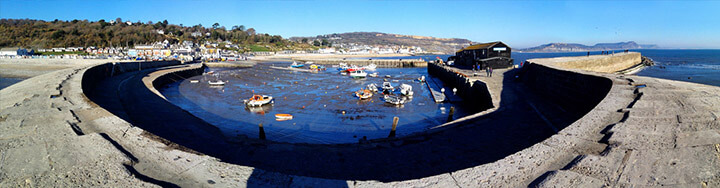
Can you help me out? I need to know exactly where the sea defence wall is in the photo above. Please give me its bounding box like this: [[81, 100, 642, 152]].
[[520, 63, 613, 118], [427, 62, 493, 110], [294, 58, 427, 67], [529, 52, 641, 73], [82, 60, 182, 97]]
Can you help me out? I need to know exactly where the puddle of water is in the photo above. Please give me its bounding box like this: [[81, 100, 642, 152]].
[[160, 62, 474, 144]]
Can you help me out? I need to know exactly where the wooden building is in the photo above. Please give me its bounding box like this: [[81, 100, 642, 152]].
[[451, 41, 513, 69]]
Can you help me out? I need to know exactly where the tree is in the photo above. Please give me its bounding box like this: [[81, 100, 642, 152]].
[[313, 40, 321, 46], [212, 23, 219, 29], [301, 38, 308, 43], [246, 28, 255, 35], [238, 25, 245, 31], [321, 39, 329, 46], [115, 18, 122, 24]]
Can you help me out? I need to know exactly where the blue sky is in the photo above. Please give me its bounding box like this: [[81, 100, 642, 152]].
[[1, 0, 719, 49]]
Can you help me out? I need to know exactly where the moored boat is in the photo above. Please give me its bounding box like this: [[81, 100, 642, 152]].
[[208, 80, 225, 86], [244, 94, 274, 106], [349, 70, 367, 78], [366, 83, 379, 92], [383, 95, 408, 105], [275, 114, 293, 121], [355, 89, 373, 99], [399, 84, 414, 96], [381, 82, 394, 94]]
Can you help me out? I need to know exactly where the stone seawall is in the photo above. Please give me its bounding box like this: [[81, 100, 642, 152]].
[[529, 52, 641, 73], [82, 60, 182, 97], [427, 62, 493, 110], [520, 63, 613, 118]]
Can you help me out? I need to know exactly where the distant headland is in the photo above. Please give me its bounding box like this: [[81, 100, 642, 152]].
[[518, 41, 659, 53]]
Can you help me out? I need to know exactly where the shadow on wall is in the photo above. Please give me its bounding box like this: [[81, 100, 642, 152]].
[[83, 62, 611, 183]]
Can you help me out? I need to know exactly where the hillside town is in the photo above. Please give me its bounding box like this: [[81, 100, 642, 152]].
[[1, 37, 434, 62]]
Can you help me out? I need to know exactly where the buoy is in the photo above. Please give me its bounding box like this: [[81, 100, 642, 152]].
[[324, 105, 327, 107], [342, 111, 346, 115], [302, 106, 305, 109]]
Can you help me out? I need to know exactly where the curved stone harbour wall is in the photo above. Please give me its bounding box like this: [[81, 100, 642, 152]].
[[427, 62, 493, 110], [520, 63, 613, 119], [82, 60, 182, 97]]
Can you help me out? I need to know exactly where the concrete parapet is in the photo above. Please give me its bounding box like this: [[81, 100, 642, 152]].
[[528, 52, 641, 73]]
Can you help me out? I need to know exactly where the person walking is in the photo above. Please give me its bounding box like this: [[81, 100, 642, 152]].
[[489, 67, 493, 77], [485, 66, 490, 77]]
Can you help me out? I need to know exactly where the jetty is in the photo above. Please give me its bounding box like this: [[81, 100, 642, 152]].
[[269, 66, 315, 72], [293, 58, 427, 67]]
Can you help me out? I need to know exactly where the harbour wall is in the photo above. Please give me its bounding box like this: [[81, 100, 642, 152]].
[[530, 52, 641, 73], [520, 63, 613, 118], [427, 62, 493, 111], [81, 60, 182, 97], [294, 58, 427, 67]]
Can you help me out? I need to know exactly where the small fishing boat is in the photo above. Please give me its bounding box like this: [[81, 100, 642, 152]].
[[418, 76, 426, 82], [190, 80, 199, 83], [349, 70, 367, 78], [275, 114, 293, 121], [206, 71, 215, 75], [366, 83, 379, 92], [368, 72, 379, 77], [244, 94, 274, 106], [355, 89, 373, 99], [305, 61, 314, 65], [309, 64, 326, 71], [363, 63, 377, 70], [384, 95, 407, 105], [399, 84, 414, 96], [291, 61, 304, 68], [208, 80, 225, 86], [381, 82, 394, 94]]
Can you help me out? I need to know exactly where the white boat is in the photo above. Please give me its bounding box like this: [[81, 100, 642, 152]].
[[381, 82, 394, 94], [305, 61, 314, 65], [190, 80, 199, 83], [399, 84, 414, 96], [383, 95, 408, 105], [243, 94, 274, 106], [349, 70, 367, 78], [366, 83, 379, 92], [363, 63, 377, 70], [368, 72, 379, 77], [355, 89, 373, 99], [418, 76, 426, 82], [208, 80, 225, 86]]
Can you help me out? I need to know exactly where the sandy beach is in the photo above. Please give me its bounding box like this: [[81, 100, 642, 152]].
[[0, 58, 124, 78]]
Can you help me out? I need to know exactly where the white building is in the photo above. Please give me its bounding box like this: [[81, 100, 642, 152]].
[[0, 48, 32, 56]]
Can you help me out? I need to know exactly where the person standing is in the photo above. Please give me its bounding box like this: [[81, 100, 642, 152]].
[[485, 66, 490, 77], [489, 67, 493, 77]]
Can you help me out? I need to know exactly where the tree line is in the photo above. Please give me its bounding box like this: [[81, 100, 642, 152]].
[[0, 18, 313, 51]]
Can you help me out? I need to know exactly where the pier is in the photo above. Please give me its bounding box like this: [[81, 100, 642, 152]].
[[293, 58, 427, 67]]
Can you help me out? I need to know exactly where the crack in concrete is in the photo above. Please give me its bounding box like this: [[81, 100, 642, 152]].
[[448, 172, 461, 188]]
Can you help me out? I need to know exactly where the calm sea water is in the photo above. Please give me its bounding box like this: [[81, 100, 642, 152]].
[[0, 77, 24, 90], [512, 49, 720, 87], [160, 62, 472, 144]]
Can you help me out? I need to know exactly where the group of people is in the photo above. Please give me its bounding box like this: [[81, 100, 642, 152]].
[[474, 64, 493, 77]]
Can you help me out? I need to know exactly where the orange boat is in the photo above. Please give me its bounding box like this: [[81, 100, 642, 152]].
[[243, 94, 274, 106], [355, 89, 373, 99], [275, 114, 293, 121]]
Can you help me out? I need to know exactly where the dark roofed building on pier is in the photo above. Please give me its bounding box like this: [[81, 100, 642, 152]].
[[451, 41, 513, 69]]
